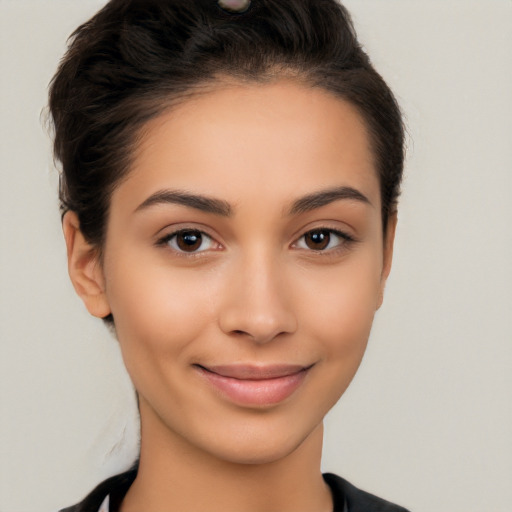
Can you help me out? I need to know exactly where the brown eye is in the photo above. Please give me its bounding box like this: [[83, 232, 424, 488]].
[[303, 230, 331, 250], [163, 229, 216, 253], [176, 231, 202, 252], [295, 228, 353, 252]]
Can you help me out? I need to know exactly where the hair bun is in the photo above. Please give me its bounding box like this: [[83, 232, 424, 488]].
[[217, 0, 251, 13]]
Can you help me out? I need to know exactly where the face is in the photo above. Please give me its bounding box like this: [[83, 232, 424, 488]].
[[67, 80, 395, 465]]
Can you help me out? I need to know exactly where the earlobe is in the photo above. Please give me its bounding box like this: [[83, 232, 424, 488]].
[[62, 211, 111, 319], [377, 213, 398, 310]]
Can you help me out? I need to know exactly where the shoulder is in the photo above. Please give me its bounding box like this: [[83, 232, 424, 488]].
[[323, 473, 411, 512], [58, 469, 137, 512], [61, 469, 409, 512]]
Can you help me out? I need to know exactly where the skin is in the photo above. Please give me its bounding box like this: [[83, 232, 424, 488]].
[[64, 80, 396, 512]]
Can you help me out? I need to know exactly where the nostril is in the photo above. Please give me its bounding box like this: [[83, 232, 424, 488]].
[[217, 275, 298, 343]]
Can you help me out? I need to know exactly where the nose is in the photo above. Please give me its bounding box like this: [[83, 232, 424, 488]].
[[218, 252, 298, 344]]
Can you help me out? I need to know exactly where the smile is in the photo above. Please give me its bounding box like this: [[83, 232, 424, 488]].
[[194, 364, 313, 407]]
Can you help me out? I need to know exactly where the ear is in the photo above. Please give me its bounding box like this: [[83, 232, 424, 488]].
[[62, 211, 111, 319], [377, 212, 398, 310]]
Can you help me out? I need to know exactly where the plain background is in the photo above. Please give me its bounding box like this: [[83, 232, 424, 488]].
[[1, 1, 511, 511]]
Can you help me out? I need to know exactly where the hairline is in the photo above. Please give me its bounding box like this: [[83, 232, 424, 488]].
[[76, 70, 388, 255]]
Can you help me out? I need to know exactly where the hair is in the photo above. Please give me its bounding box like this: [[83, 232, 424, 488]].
[[49, 0, 404, 249]]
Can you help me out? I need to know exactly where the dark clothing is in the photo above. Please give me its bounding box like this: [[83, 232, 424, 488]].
[[323, 474, 411, 512], [60, 469, 410, 512]]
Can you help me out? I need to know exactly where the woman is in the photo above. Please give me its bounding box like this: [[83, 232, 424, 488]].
[[50, 0, 408, 510]]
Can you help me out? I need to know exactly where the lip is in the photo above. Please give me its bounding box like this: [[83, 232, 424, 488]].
[[194, 364, 312, 407]]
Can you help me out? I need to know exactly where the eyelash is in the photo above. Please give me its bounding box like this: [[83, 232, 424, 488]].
[[156, 229, 220, 256], [156, 227, 356, 257], [293, 228, 356, 253]]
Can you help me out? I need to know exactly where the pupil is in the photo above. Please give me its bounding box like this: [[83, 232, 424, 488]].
[[306, 230, 330, 250], [177, 231, 202, 251]]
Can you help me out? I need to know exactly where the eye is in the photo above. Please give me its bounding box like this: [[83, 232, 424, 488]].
[[161, 229, 217, 253], [295, 228, 353, 251]]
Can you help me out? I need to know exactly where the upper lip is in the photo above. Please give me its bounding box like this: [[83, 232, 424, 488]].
[[196, 364, 312, 380]]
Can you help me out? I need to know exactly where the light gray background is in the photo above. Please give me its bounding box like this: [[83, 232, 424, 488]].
[[1, 1, 511, 511]]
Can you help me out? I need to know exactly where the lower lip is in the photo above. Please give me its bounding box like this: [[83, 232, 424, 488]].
[[196, 367, 309, 407]]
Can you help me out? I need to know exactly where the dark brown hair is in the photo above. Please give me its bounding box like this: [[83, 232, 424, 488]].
[[49, 0, 404, 248]]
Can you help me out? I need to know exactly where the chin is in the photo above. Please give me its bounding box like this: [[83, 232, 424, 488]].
[[194, 417, 322, 467]]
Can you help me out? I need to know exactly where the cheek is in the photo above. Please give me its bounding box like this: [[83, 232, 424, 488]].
[[295, 249, 383, 375], [104, 252, 221, 369]]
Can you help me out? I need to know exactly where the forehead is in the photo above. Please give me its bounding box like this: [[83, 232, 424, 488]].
[[115, 80, 380, 213]]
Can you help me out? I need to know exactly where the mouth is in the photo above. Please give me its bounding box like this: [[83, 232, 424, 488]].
[[193, 363, 313, 407]]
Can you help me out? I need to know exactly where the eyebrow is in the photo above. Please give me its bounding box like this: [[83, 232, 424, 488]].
[[134, 189, 232, 217], [134, 185, 371, 218], [288, 186, 372, 215]]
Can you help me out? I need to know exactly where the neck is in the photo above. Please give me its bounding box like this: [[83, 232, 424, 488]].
[[121, 401, 332, 512]]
